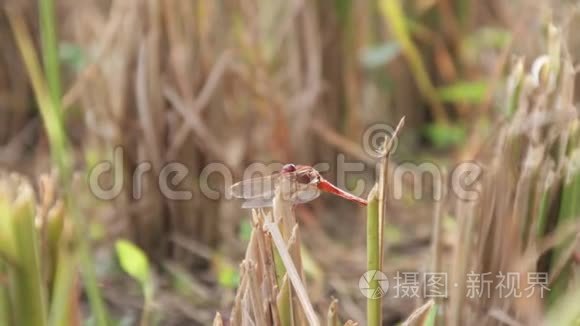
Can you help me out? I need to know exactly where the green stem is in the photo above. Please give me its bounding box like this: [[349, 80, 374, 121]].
[[367, 187, 381, 326], [9, 11, 110, 326], [276, 275, 293, 326], [0, 261, 13, 326], [550, 129, 580, 304], [378, 0, 448, 124], [49, 248, 75, 326], [71, 200, 110, 326], [39, 0, 63, 113], [140, 285, 154, 326], [11, 193, 48, 326], [7, 12, 71, 180]]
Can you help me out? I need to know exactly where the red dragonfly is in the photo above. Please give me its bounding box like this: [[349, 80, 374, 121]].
[[231, 164, 368, 208]]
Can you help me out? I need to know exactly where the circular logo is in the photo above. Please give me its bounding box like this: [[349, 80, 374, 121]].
[[362, 123, 399, 158], [359, 270, 389, 299]]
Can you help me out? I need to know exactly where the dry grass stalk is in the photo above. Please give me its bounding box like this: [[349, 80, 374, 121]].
[[401, 299, 434, 326], [378, 117, 405, 268], [441, 25, 580, 325], [230, 182, 328, 326], [265, 221, 318, 325], [213, 312, 224, 326], [327, 298, 339, 326], [429, 177, 445, 278]]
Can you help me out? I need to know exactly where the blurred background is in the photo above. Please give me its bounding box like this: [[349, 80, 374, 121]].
[[1, 0, 580, 325]]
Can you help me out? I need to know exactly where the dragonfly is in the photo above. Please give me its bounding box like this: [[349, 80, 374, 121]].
[[230, 164, 368, 208]]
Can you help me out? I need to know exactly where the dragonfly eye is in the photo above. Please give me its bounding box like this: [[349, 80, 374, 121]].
[[282, 163, 296, 173], [295, 173, 312, 184]]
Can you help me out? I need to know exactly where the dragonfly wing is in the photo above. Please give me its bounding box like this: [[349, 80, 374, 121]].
[[241, 188, 318, 208], [230, 176, 276, 199], [231, 169, 322, 207], [242, 197, 274, 209], [292, 187, 320, 204]]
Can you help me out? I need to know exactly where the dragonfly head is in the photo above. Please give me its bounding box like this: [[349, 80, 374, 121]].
[[295, 168, 322, 186], [281, 163, 296, 173], [281, 164, 321, 185]]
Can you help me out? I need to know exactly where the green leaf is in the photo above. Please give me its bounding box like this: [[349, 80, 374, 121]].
[[462, 27, 511, 65], [335, 0, 352, 24], [437, 81, 488, 104], [384, 225, 402, 245], [546, 283, 580, 325], [115, 240, 150, 285], [239, 219, 252, 242], [443, 214, 458, 233], [424, 124, 467, 149], [213, 255, 239, 289], [464, 27, 511, 50], [300, 246, 324, 281], [217, 262, 239, 289], [59, 42, 86, 72], [360, 42, 400, 69]]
